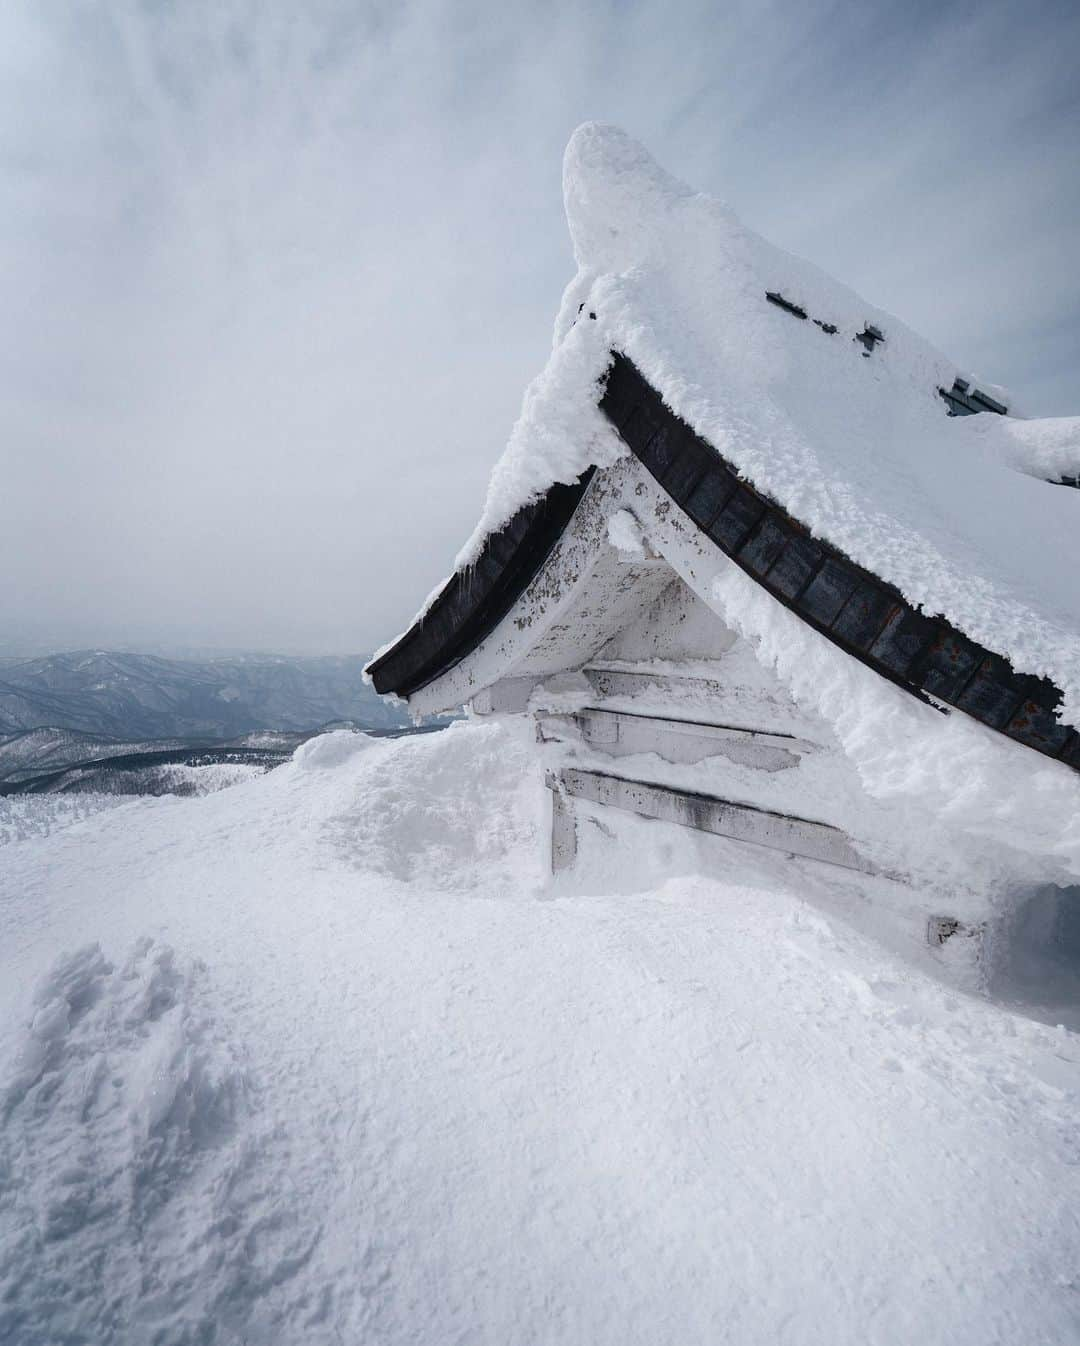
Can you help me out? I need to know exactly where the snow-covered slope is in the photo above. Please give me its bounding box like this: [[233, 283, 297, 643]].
[[457, 123, 1080, 723], [3, 721, 1080, 1344]]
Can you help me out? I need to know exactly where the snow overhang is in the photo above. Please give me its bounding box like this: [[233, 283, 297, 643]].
[[367, 123, 1080, 777], [367, 353, 1080, 777]]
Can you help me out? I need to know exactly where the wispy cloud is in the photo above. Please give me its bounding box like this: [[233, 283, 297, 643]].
[[2, 0, 1077, 653]]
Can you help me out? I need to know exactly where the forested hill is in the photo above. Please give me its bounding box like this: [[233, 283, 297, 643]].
[[0, 650, 405, 741]]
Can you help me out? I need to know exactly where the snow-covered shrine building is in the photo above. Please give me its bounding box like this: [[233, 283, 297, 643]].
[[368, 125, 1080, 968]]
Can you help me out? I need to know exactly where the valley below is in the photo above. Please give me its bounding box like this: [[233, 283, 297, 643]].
[[0, 650, 425, 796]]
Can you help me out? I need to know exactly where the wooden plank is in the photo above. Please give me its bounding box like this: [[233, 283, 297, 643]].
[[471, 676, 540, 715], [584, 667, 728, 702], [538, 707, 809, 771], [550, 787, 578, 872], [583, 668, 811, 737], [548, 767, 873, 873], [584, 667, 819, 739]]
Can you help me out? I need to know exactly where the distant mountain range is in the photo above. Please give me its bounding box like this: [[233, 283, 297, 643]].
[[0, 650, 406, 741], [0, 722, 443, 795]]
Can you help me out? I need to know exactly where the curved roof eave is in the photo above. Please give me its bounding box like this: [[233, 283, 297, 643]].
[[367, 353, 1080, 776], [365, 470, 594, 699]]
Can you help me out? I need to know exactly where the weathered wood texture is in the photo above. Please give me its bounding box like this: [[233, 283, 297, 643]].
[[600, 353, 1078, 773], [471, 677, 541, 715], [538, 706, 809, 771], [584, 667, 730, 704], [366, 351, 1078, 776], [547, 767, 872, 872], [367, 471, 594, 697], [550, 786, 578, 872]]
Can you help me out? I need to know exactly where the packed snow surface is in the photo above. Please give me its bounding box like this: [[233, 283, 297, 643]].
[[450, 123, 1080, 723], [0, 793, 138, 849], [3, 721, 1080, 1344]]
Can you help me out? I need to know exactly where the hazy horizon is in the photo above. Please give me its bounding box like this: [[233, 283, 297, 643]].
[[4, 1, 1078, 656], [0, 639, 373, 662]]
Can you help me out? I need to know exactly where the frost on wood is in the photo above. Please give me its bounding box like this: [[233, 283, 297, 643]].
[[381, 121, 1080, 727]]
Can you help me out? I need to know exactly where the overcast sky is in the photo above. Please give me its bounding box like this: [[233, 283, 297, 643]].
[[2, 0, 1078, 656]]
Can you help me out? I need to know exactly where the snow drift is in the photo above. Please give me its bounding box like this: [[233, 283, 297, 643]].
[[3, 722, 1080, 1343]]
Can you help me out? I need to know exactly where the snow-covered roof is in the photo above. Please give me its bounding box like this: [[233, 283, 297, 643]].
[[368, 123, 1080, 762]]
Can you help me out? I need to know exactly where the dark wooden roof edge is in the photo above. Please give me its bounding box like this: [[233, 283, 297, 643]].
[[367, 349, 1078, 776], [365, 471, 594, 697], [600, 352, 1079, 773]]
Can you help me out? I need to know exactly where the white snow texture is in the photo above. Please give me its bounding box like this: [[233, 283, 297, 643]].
[[5, 124, 1080, 1346], [451, 122, 1080, 726], [3, 722, 1080, 1344]]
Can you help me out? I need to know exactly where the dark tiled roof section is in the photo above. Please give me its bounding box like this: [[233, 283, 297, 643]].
[[600, 352, 1078, 774], [366, 470, 595, 697], [939, 377, 1008, 417]]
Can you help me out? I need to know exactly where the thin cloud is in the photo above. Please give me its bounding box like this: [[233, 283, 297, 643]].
[[1, 0, 1076, 654]]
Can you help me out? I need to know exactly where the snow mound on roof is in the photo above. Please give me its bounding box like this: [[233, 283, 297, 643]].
[[463, 122, 1080, 726], [562, 120, 696, 273], [997, 414, 1080, 485]]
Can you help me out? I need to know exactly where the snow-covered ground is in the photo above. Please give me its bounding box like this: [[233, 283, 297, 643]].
[[3, 721, 1080, 1344], [0, 792, 139, 849]]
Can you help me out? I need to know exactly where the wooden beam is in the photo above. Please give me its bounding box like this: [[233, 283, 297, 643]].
[[547, 766, 873, 873], [471, 676, 541, 715], [538, 706, 811, 771], [550, 787, 578, 872], [584, 667, 729, 702]]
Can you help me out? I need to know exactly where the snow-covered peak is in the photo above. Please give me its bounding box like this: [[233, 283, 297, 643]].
[[557, 120, 960, 396], [455, 125, 1080, 723], [554, 122, 961, 514], [562, 121, 698, 274]]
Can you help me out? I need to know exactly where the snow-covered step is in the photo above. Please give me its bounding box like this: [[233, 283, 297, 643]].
[[547, 766, 872, 874], [538, 706, 812, 771]]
